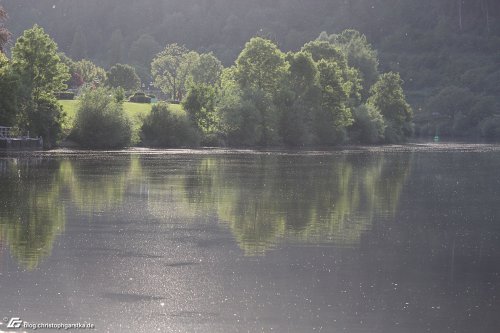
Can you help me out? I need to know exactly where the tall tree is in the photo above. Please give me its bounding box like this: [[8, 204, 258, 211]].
[[0, 53, 19, 126], [11, 25, 69, 147], [301, 40, 362, 102], [325, 30, 380, 99], [0, 5, 11, 53], [278, 51, 320, 145], [190, 52, 223, 87], [314, 59, 353, 144], [368, 72, 413, 143], [12, 25, 69, 100], [151, 44, 198, 100], [234, 37, 288, 96], [232, 37, 288, 145]]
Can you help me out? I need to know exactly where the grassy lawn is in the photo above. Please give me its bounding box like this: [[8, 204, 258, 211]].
[[59, 100, 185, 144], [59, 100, 153, 128]]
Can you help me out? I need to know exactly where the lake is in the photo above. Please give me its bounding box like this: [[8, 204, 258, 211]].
[[0, 144, 499, 332]]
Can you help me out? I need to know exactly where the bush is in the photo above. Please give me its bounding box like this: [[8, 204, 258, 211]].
[[72, 87, 132, 149], [129, 92, 151, 103], [141, 102, 199, 147], [349, 104, 386, 144], [55, 91, 75, 100]]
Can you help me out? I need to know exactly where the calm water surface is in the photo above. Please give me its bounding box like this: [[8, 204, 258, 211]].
[[0, 144, 499, 332]]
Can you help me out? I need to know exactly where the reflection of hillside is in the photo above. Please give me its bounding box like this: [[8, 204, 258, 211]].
[[182, 154, 412, 255]]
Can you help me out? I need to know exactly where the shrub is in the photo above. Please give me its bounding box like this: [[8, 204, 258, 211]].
[[349, 104, 386, 144], [72, 87, 132, 149], [140, 102, 199, 147]]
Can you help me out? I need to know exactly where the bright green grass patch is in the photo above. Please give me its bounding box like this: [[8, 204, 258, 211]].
[[59, 100, 153, 127], [168, 103, 185, 116], [60, 100, 185, 125], [59, 100, 185, 144]]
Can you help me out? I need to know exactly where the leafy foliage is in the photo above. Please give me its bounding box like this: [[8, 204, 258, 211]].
[[0, 53, 18, 126], [0, 5, 10, 53], [106, 63, 140, 91], [70, 59, 107, 86], [368, 72, 413, 143], [12, 25, 69, 100], [151, 44, 198, 100], [183, 83, 218, 134], [10, 24, 69, 147], [140, 102, 199, 147], [190, 52, 223, 87], [72, 87, 132, 149], [234, 37, 288, 95]]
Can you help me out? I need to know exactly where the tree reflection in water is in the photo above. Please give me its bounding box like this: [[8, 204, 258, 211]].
[[179, 153, 411, 255], [0, 152, 412, 268], [0, 158, 65, 270]]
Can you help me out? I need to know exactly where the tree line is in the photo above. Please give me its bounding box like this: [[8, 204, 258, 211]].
[[2, 0, 498, 140], [0, 18, 413, 148]]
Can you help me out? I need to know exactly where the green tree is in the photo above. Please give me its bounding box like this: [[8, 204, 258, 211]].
[[106, 63, 141, 91], [72, 87, 132, 149], [12, 25, 69, 100], [72, 59, 107, 85], [228, 37, 288, 145], [314, 59, 354, 144], [190, 52, 223, 87], [0, 53, 19, 126], [0, 5, 11, 53], [302, 40, 362, 102], [183, 83, 218, 134], [323, 29, 380, 99], [368, 72, 413, 143], [278, 51, 320, 146], [151, 44, 199, 101], [11, 25, 69, 147], [234, 37, 288, 95], [302, 40, 346, 64]]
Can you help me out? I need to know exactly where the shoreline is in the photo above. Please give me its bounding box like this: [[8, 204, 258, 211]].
[[3, 141, 500, 157]]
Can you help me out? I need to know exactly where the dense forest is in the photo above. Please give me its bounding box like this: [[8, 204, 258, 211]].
[[1, 0, 500, 141]]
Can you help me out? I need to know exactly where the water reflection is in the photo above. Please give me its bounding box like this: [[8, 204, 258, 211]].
[[0, 152, 411, 268], [0, 156, 142, 269], [57, 157, 143, 214], [178, 154, 411, 255], [0, 158, 65, 270]]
